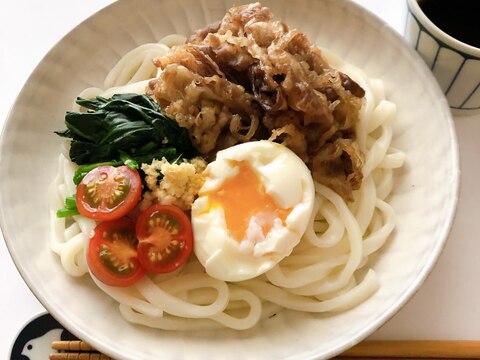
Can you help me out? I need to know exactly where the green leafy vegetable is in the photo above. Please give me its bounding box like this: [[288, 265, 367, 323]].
[[56, 195, 79, 218], [55, 93, 195, 166]]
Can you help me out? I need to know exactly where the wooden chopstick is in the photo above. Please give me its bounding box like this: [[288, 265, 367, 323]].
[[50, 341, 113, 360], [50, 340, 480, 359], [337, 340, 480, 358], [52, 341, 96, 352], [49, 354, 112, 360]]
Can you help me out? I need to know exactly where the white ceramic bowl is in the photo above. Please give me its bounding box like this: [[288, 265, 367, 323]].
[[0, 0, 459, 359]]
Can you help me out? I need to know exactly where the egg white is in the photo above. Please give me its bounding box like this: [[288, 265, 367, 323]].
[[191, 141, 315, 282]]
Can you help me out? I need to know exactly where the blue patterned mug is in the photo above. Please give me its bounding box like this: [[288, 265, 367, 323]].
[[405, 0, 480, 115]]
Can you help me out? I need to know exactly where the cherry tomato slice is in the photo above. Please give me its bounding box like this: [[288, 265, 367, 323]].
[[136, 204, 193, 273], [87, 218, 145, 287], [76, 165, 142, 221]]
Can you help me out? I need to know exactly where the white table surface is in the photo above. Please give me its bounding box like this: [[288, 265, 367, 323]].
[[1, 0, 479, 357]]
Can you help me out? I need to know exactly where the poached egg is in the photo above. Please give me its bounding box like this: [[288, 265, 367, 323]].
[[191, 141, 315, 282]]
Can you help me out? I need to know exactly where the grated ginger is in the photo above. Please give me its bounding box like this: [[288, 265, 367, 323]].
[[140, 157, 207, 211]]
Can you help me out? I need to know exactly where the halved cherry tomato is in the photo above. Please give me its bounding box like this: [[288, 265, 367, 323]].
[[87, 218, 145, 287], [76, 165, 142, 221], [135, 204, 193, 273]]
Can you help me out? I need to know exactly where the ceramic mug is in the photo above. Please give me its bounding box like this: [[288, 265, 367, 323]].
[[405, 0, 480, 115]]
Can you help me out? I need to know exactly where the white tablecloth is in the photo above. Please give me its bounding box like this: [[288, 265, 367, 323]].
[[1, 0, 479, 356]]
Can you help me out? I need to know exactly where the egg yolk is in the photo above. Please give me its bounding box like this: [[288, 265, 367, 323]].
[[205, 160, 292, 242]]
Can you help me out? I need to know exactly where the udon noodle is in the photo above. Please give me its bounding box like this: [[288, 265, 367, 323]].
[[49, 34, 405, 331]]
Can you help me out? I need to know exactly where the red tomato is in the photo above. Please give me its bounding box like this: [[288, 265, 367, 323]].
[[76, 165, 142, 221], [136, 204, 193, 273], [87, 218, 145, 287]]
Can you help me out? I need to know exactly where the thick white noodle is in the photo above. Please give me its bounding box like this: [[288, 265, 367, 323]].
[[241, 270, 379, 312], [48, 153, 89, 277], [304, 197, 346, 248], [157, 34, 187, 48], [104, 43, 171, 88], [374, 168, 394, 201], [92, 276, 164, 317], [49, 38, 405, 330], [134, 275, 230, 318]]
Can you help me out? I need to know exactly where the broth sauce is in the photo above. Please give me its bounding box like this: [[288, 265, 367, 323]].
[[418, 0, 480, 48]]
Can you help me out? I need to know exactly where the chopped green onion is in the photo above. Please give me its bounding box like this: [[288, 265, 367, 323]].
[[56, 195, 79, 218], [56, 208, 80, 218]]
